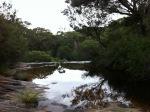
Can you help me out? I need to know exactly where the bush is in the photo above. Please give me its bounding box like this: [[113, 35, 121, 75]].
[[0, 65, 8, 74], [95, 24, 150, 77], [80, 39, 100, 60], [107, 37, 150, 74], [51, 57, 61, 62], [57, 46, 72, 60], [18, 89, 39, 107], [14, 71, 29, 81], [24, 51, 52, 62], [0, 3, 28, 67]]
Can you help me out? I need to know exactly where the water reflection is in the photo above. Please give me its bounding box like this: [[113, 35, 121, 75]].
[[71, 80, 132, 109], [72, 82, 108, 108], [14, 63, 133, 109], [14, 66, 57, 81], [15, 62, 150, 111], [87, 64, 150, 111], [29, 65, 131, 109], [33, 68, 99, 106]]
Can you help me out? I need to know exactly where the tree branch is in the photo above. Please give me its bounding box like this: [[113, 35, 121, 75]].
[[117, 0, 134, 13]]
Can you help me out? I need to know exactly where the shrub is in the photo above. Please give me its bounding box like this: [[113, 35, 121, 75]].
[[57, 46, 73, 60], [24, 51, 52, 62], [51, 57, 61, 62], [95, 24, 150, 77], [0, 65, 8, 74], [107, 37, 150, 74], [80, 39, 100, 60], [0, 4, 27, 67], [18, 89, 39, 107], [14, 71, 29, 81]]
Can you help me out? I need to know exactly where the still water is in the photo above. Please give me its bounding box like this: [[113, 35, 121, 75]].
[[23, 63, 132, 109], [17, 62, 150, 111], [33, 68, 99, 106]]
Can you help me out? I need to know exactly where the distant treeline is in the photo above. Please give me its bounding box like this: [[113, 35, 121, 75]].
[[0, 2, 100, 68], [1, 1, 150, 79]]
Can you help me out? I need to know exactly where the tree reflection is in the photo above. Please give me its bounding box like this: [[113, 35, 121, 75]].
[[72, 79, 109, 109], [15, 66, 57, 80], [71, 78, 132, 110]]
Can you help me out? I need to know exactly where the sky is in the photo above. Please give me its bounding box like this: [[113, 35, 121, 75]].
[[1, 0, 124, 34], [3, 0, 72, 34]]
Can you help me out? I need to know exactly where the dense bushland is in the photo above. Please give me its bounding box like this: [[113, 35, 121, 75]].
[[93, 20, 150, 75], [1, 1, 150, 82], [0, 2, 99, 69]]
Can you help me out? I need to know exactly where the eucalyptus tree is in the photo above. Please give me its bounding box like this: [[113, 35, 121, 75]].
[[63, 0, 108, 46], [63, 0, 150, 36], [0, 2, 28, 66]]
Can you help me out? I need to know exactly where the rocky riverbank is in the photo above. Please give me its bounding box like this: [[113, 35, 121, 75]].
[[0, 75, 74, 112], [0, 76, 42, 112]]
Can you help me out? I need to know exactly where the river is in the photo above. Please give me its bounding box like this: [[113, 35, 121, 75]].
[[16, 62, 149, 111]]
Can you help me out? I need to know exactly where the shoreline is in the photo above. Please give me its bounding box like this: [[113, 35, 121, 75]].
[[0, 75, 143, 112]]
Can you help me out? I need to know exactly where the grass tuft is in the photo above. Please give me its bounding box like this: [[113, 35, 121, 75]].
[[18, 89, 39, 107]]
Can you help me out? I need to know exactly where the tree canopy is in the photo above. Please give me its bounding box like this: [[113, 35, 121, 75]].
[[68, 0, 150, 17], [63, 0, 150, 34], [0, 2, 28, 66]]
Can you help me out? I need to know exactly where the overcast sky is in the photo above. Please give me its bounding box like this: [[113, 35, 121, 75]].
[[3, 0, 72, 34], [1, 0, 124, 34]]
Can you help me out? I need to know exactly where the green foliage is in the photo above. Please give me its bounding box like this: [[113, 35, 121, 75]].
[[26, 27, 54, 51], [144, 15, 150, 34], [57, 46, 72, 60], [14, 72, 29, 81], [107, 37, 150, 74], [54, 31, 87, 60], [0, 3, 27, 67], [0, 16, 27, 65], [65, 0, 150, 35], [26, 30, 88, 61], [24, 51, 52, 62], [0, 65, 9, 73], [80, 39, 100, 60], [0, 2, 97, 65], [18, 89, 39, 107], [94, 22, 150, 76], [0, 1, 150, 81]]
